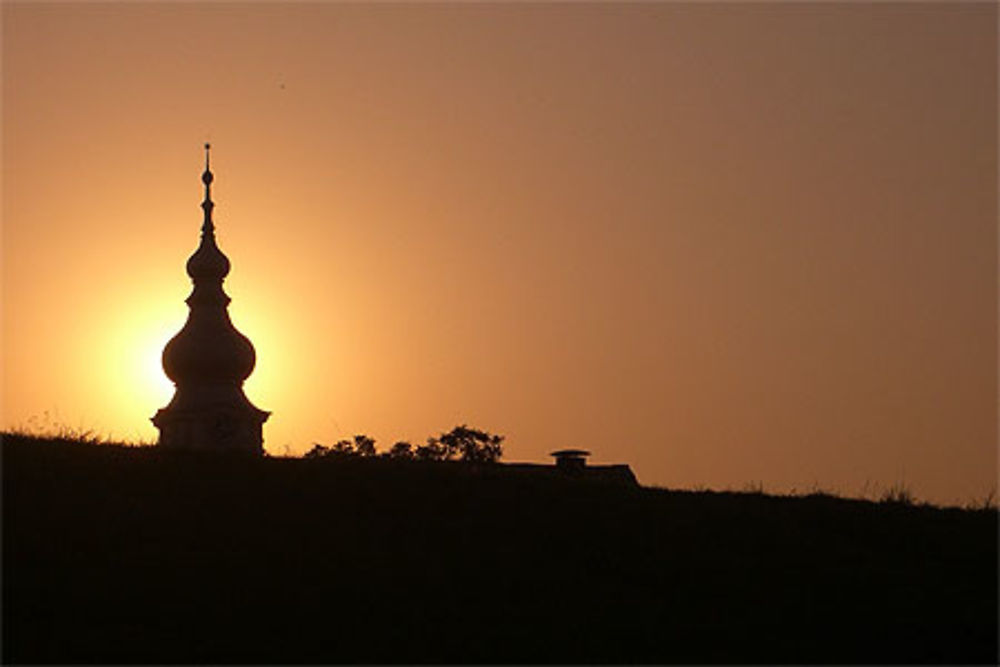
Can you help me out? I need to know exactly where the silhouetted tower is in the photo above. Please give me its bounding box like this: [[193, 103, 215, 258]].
[[152, 145, 269, 454]]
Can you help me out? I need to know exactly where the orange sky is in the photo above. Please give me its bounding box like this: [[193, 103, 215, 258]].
[[2, 2, 996, 505]]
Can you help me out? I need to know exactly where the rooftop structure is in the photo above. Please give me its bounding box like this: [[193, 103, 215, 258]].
[[550, 449, 592, 470]]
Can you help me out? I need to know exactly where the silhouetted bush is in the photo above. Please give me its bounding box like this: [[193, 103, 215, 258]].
[[305, 434, 379, 458], [386, 441, 414, 459], [431, 424, 504, 463], [353, 434, 376, 457], [304, 443, 329, 458], [331, 438, 356, 455], [305, 425, 506, 463], [415, 439, 447, 461]]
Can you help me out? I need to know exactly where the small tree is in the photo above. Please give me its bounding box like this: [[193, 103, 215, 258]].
[[306, 427, 503, 463], [387, 441, 414, 459], [353, 434, 377, 457], [415, 439, 447, 461], [305, 439, 359, 458], [304, 443, 329, 459], [331, 439, 354, 455], [434, 425, 504, 463]]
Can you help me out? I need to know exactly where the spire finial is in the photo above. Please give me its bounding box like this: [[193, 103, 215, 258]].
[[201, 143, 215, 233]]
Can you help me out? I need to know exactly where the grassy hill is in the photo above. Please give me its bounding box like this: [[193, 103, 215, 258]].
[[3, 432, 997, 664]]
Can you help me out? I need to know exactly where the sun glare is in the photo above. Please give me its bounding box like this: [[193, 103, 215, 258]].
[[92, 294, 184, 443], [141, 329, 177, 402]]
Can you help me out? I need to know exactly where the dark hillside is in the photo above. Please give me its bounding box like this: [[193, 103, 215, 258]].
[[3, 434, 997, 664]]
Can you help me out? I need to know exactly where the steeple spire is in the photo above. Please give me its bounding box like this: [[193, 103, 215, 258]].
[[201, 143, 215, 233]]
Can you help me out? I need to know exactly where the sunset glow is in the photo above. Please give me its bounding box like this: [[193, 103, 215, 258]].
[[2, 3, 996, 504]]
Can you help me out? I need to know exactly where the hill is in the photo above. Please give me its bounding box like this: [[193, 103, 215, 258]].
[[3, 433, 997, 664]]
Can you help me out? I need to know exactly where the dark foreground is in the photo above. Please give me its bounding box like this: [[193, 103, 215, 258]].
[[3, 434, 997, 664]]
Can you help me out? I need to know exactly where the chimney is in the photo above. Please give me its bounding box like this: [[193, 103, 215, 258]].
[[550, 449, 591, 471]]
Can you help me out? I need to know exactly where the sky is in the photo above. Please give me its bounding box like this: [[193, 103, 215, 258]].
[[2, 2, 996, 506]]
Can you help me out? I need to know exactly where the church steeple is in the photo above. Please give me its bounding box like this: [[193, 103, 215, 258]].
[[152, 146, 269, 454]]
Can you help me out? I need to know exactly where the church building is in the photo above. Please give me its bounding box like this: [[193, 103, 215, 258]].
[[152, 145, 269, 454]]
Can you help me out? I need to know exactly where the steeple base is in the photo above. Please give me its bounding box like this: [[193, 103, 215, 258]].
[[152, 401, 269, 455]]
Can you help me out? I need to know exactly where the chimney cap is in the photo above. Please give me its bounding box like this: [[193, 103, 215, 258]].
[[550, 449, 591, 458]]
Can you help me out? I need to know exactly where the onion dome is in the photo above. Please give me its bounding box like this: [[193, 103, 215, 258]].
[[162, 316, 257, 386], [185, 231, 231, 284], [161, 144, 257, 387]]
